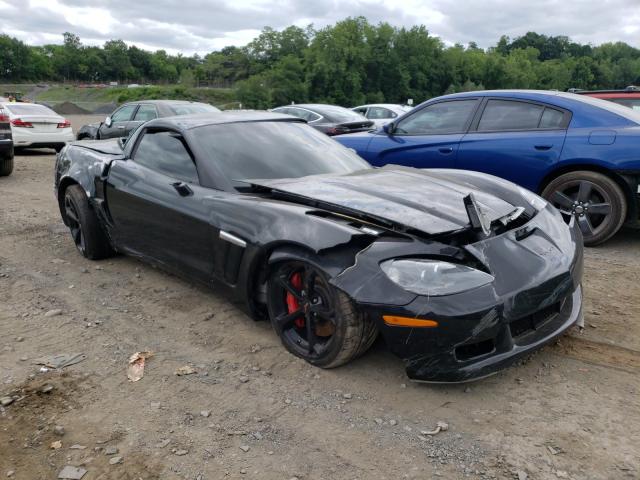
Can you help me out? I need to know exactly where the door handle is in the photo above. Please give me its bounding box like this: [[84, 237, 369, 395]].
[[117, 126, 125, 130], [534, 144, 552, 150], [438, 147, 454, 154], [171, 181, 193, 197]]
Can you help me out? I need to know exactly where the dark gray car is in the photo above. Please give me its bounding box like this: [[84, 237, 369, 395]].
[[271, 104, 374, 136], [77, 100, 221, 140]]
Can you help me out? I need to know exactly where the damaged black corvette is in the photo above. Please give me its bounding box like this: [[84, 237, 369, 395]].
[[54, 112, 584, 382]]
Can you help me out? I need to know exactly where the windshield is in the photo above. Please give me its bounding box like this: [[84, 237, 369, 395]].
[[170, 104, 220, 115], [608, 98, 640, 111], [4, 104, 57, 116], [311, 105, 367, 123], [563, 92, 640, 124], [194, 121, 370, 187]]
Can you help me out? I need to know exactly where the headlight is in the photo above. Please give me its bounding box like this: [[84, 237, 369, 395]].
[[518, 186, 547, 211], [380, 259, 494, 296]]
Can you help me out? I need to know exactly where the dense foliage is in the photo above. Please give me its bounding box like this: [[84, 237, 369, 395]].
[[1, 18, 639, 108]]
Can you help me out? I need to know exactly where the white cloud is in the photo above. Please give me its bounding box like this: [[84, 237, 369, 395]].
[[1, 0, 638, 54]]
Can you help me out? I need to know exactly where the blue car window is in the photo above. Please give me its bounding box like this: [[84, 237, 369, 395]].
[[395, 100, 477, 135], [539, 107, 565, 128], [478, 100, 543, 131]]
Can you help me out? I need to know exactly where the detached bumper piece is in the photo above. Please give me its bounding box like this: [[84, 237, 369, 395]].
[[404, 285, 582, 382]]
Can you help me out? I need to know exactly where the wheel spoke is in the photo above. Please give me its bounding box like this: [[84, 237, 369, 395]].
[[309, 302, 332, 315], [588, 202, 611, 215], [65, 206, 78, 224], [577, 181, 592, 202], [277, 275, 302, 301], [304, 267, 316, 296], [578, 215, 595, 236], [305, 311, 317, 354], [551, 190, 574, 210], [273, 309, 303, 331]]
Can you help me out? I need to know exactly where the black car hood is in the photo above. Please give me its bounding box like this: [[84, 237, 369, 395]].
[[251, 166, 518, 235]]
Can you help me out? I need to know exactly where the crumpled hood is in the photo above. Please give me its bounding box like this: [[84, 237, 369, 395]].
[[252, 166, 520, 235]]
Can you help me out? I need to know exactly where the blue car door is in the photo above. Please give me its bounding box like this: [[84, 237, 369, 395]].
[[365, 99, 480, 168], [456, 98, 570, 192]]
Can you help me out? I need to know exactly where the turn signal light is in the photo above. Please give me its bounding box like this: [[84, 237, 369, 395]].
[[11, 118, 33, 128], [382, 315, 439, 328], [57, 119, 71, 128]]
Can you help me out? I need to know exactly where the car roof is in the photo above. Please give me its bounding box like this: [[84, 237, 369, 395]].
[[354, 104, 407, 109], [143, 111, 305, 131], [125, 99, 209, 105]]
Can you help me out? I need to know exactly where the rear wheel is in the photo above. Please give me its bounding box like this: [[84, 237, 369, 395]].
[[0, 155, 13, 176], [267, 260, 377, 368], [542, 171, 627, 246], [63, 185, 114, 260]]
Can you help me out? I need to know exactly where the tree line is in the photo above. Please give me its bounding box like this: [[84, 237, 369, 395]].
[[1, 17, 639, 108]]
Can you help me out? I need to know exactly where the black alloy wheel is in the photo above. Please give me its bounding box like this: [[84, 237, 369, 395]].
[[267, 260, 378, 368], [64, 193, 85, 254]]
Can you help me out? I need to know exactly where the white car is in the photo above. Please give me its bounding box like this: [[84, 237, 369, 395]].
[[0, 102, 74, 152], [351, 104, 413, 128]]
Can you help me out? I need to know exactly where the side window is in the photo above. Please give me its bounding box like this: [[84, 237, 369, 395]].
[[353, 107, 367, 115], [368, 107, 393, 119], [111, 105, 137, 123], [395, 100, 478, 135], [133, 130, 199, 183], [478, 100, 543, 131], [539, 107, 566, 128], [133, 105, 158, 122]]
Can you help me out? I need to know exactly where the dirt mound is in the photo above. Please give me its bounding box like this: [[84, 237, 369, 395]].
[[52, 101, 90, 115]]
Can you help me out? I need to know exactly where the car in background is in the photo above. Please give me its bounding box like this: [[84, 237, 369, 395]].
[[76, 100, 221, 140], [571, 86, 640, 111], [351, 104, 413, 127], [335, 90, 640, 246], [0, 106, 14, 176], [0, 102, 73, 152], [271, 104, 373, 136]]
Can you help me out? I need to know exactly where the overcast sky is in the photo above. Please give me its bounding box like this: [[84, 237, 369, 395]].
[[1, 0, 639, 54]]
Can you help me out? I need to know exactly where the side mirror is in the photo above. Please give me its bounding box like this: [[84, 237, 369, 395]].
[[105, 116, 112, 128], [117, 137, 126, 150], [383, 122, 395, 135]]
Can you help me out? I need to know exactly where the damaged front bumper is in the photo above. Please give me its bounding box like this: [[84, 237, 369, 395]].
[[332, 206, 584, 383]]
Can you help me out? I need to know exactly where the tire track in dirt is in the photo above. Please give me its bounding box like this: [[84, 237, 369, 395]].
[[551, 334, 640, 374]]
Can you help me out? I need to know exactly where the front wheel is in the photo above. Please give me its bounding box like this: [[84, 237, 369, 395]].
[[542, 171, 627, 246], [267, 260, 378, 368]]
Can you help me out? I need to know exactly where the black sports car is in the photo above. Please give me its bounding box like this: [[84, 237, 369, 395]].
[[54, 112, 584, 382], [0, 104, 13, 176], [76, 100, 220, 140]]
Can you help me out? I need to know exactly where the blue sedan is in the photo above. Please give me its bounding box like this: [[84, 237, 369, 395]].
[[335, 90, 640, 245]]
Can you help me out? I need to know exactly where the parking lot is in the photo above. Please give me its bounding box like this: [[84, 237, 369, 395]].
[[1, 115, 639, 480]]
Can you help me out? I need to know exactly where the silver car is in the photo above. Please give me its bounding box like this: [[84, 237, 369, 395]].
[[351, 104, 413, 128]]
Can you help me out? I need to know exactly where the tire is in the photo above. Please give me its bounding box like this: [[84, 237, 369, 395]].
[[63, 185, 114, 260], [267, 260, 378, 369], [0, 156, 13, 177], [541, 171, 627, 246]]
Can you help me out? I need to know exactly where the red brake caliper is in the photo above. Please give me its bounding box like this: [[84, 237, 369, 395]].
[[286, 272, 305, 328]]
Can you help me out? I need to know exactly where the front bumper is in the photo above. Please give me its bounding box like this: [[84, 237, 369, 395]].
[[333, 205, 584, 382]]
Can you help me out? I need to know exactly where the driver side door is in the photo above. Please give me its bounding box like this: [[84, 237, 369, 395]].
[[365, 99, 480, 169], [105, 127, 216, 283], [99, 104, 138, 139]]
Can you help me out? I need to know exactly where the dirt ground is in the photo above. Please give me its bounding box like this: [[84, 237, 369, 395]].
[[1, 115, 639, 480]]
